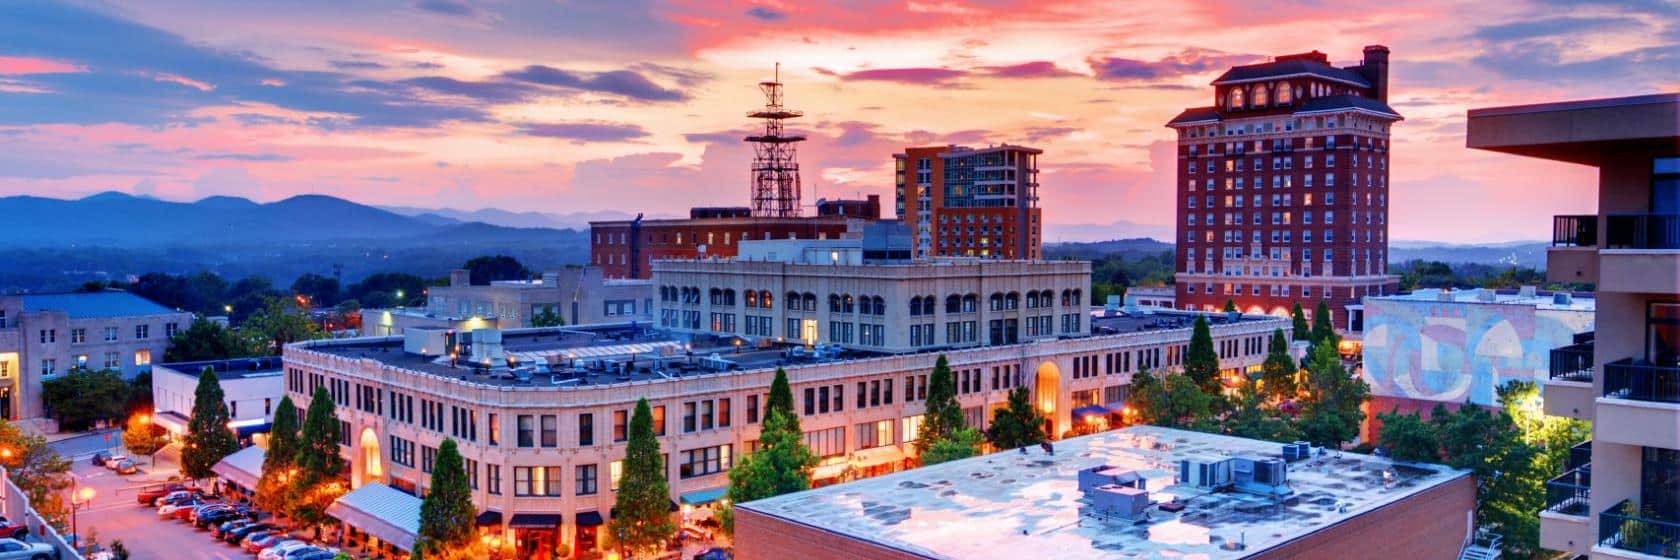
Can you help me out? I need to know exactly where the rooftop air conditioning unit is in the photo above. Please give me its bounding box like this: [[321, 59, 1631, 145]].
[[1180, 456, 1233, 489], [469, 328, 504, 366], [1085, 485, 1151, 519], [403, 328, 449, 357]]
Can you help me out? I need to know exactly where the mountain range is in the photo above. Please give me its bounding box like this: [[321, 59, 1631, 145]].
[[378, 205, 636, 230]]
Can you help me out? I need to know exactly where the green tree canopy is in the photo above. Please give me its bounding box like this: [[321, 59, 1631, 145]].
[[164, 316, 259, 362], [610, 399, 675, 556], [1183, 316, 1220, 393], [1310, 300, 1338, 347], [463, 255, 530, 285], [765, 368, 799, 434], [418, 439, 476, 556], [530, 308, 565, 328], [1290, 302, 1310, 341], [243, 297, 325, 354], [290, 273, 341, 307], [1296, 343, 1369, 448], [1431, 400, 1545, 558], [1225, 381, 1299, 443], [985, 386, 1046, 450], [1128, 369, 1215, 429], [1375, 408, 1439, 463], [1260, 329, 1298, 400], [346, 272, 427, 308], [255, 395, 300, 514], [721, 407, 817, 535], [915, 355, 964, 455], [0, 420, 72, 531], [40, 367, 131, 431], [122, 412, 167, 464], [1223, 299, 1238, 313], [920, 427, 983, 466], [181, 368, 240, 480], [289, 387, 348, 535]]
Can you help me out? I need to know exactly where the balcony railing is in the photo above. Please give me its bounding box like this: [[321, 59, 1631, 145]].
[[1570, 440, 1592, 471], [1550, 342, 1595, 383], [1604, 358, 1680, 404], [1544, 466, 1591, 516], [1554, 214, 1598, 247], [1606, 213, 1680, 249], [1600, 499, 1680, 558]]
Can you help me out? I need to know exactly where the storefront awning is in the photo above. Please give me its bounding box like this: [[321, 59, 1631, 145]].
[[679, 487, 728, 506], [508, 513, 562, 529], [852, 445, 906, 468], [575, 511, 605, 527], [154, 411, 190, 435], [325, 483, 421, 552], [475, 510, 502, 527], [210, 445, 264, 490], [1071, 405, 1113, 419], [811, 461, 847, 481]]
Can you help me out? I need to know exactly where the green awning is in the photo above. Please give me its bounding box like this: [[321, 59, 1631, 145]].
[[679, 487, 728, 506]]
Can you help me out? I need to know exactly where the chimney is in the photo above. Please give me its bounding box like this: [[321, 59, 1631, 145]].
[[1361, 45, 1390, 103], [449, 269, 470, 287]]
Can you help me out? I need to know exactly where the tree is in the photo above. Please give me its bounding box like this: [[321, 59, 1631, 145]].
[[1290, 303, 1310, 341], [1296, 343, 1369, 448], [255, 396, 300, 515], [1223, 299, 1238, 313], [1260, 329, 1298, 400], [1129, 370, 1215, 428], [39, 367, 130, 431], [530, 308, 565, 328], [346, 272, 427, 308], [765, 368, 798, 433], [609, 399, 675, 557], [181, 368, 241, 480], [1431, 400, 1545, 559], [721, 407, 816, 535], [244, 297, 325, 353], [290, 273, 341, 307], [1375, 408, 1439, 463], [463, 255, 530, 285], [1225, 381, 1299, 443], [289, 387, 348, 536], [164, 316, 258, 362], [121, 413, 167, 466], [1183, 316, 1220, 393], [417, 439, 476, 557], [1311, 300, 1338, 347], [0, 420, 72, 531], [920, 427, 983, 466], [915, 355, 964, 456], [985, 387, 1046, 450], [1497, 380, 1590, 475]]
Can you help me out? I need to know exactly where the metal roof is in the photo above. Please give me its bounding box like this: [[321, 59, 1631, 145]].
[[211, 445, 264, 489], [326, 482, 421, 551], [1212, 58, 1371, 87], [19, 291, 180, 319]]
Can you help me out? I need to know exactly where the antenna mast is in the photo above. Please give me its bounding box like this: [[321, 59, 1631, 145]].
[[746, 63, 805, 218]]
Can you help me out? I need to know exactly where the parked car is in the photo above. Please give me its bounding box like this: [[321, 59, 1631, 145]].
[[211, 518, 252, 539], [0, 537, 52, 560], [196, 506, 252, 528], [693, 548, 733, 560], [181, 501, 229, 522], [280, 546, 330, 560], [158, 498, 211, 518], [224, 522, 274, 544], [101, 455, 127, 470], [243, 532, 285, 553], [257, 540, 310, 560], [136, 483, 189, 505], [0, 520, 27, 540], [90, 452, 109, 467], [293, 550, 340, 560], [112, 459, 138, 475]]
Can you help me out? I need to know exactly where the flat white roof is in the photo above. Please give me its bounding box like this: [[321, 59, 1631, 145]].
[[1370, 288, 1594, 312], [739, 426, 1468, 559]]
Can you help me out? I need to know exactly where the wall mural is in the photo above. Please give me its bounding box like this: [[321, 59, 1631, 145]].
[[1361, 298, 1593, 406]]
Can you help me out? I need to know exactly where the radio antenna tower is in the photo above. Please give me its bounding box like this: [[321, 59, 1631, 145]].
[[746, 63, 805, 218]]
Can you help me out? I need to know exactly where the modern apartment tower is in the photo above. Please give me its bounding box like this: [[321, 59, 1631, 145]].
[[1469, 93, 1678, 559], [893, 144, 1043, 260], [1167, 46, 1402, 330]]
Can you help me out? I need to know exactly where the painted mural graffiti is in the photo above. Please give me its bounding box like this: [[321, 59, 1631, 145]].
[[1361, 298, 1593, 406]]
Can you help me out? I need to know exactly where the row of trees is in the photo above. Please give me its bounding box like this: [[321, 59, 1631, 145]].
[[252, 387, 350, 541], [1127, 301, 1371, 450]]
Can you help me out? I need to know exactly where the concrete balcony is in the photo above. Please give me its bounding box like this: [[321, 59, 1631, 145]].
[[1596, 359, 1680, 450], [1546, 341, 1596, 420], [1541, 465, 1593, 555], [1598, 214, 1680, 294], [1596, 499, 1680, 559], [1549, 215, 1599, 284]]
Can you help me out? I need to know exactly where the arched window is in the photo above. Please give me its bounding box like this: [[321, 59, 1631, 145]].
[[724, 289, 736, 306], [1228, 88, 1245, 110], [1252, 85, 1268, 107], [872, 296, 885, 315], [830, 294, 842, 312], [1026, 292, 1039, 309], [963, 294, 978, 313], [760, 291, 773, 310], [745, 290, 758, 308], [787, 291, 801, 311], [989, 293, 1004, 311], [1006, 292, 1020, 310], [947, 294, 962, 314], [1276, 83, 1292, 104], [910, 296, 923, 316], [842, 294, 855, 314], [803, 293, 816, 311]]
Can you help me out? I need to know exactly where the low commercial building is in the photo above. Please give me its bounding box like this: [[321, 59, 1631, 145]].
[[589, 201, 879, 280], [1358, 287, 1594, 437], [0, 290, 192, 424], [151, 357, 286, 444], [652, 238, 1091, 354], [362, 267, 651, 336], [734, 425, 1475, 560], [283, 309, 1285, 558]]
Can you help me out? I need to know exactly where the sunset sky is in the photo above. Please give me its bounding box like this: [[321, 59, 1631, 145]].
[[1, 0, 1675, 242]]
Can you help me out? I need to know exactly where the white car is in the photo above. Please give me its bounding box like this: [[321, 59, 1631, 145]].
[[0, 537, 53, 560], [257, 540, 310, 560], [157, 499, 207, 518]]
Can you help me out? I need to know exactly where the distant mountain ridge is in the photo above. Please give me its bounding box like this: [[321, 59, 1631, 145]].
[[0, 192, 584, 248], [379, 205, 635, 230]]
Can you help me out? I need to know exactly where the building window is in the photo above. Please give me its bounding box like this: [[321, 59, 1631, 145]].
[[421, 445, 436, 473], [487, 465, 501, 495], [652, 405, 666, 436], [135, 324, 149, 340], [679, 444, 732, 479], [578, 413, 594, 446], [540, 415, 557, 447], [134, 350, 151, 368], [576, 464, 598, 496], [517, 415, 534, 447], [613, 410, 628, 441]]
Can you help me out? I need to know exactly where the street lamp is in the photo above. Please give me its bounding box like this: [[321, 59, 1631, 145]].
[[71, 485, 95, 552]]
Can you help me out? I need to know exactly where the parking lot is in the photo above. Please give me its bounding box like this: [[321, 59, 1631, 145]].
[[71, 446, 274, 560]]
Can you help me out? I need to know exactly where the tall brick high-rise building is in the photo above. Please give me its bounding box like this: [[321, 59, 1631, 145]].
[[1166, 46, 1402, 330], [893, 144, 1043, 260]]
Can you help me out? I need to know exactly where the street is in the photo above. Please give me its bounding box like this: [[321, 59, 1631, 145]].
[[68, 444, 250, 560]]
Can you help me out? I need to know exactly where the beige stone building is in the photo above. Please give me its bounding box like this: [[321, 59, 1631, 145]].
[[1469, 93, 1678, 558], [283, 308, 1284, 558], [0, 291, 192, 424], [362, 267, 653, 337]]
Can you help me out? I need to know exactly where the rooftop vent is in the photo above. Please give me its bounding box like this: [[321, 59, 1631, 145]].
[[1519, 285, 1538, 298], [468, 328, 504, 366], [1553, 292, 1573, 305], [1476, 289, 1497, 302]]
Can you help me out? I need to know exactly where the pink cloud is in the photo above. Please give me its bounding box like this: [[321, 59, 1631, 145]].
[[0, 56, 82, 75]]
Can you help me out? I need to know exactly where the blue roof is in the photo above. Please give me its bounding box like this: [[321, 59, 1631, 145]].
[[20, 291, 180, 318]]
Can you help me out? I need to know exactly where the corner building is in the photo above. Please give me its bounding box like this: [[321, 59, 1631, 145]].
[[1167, 46, 1401, 330]]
